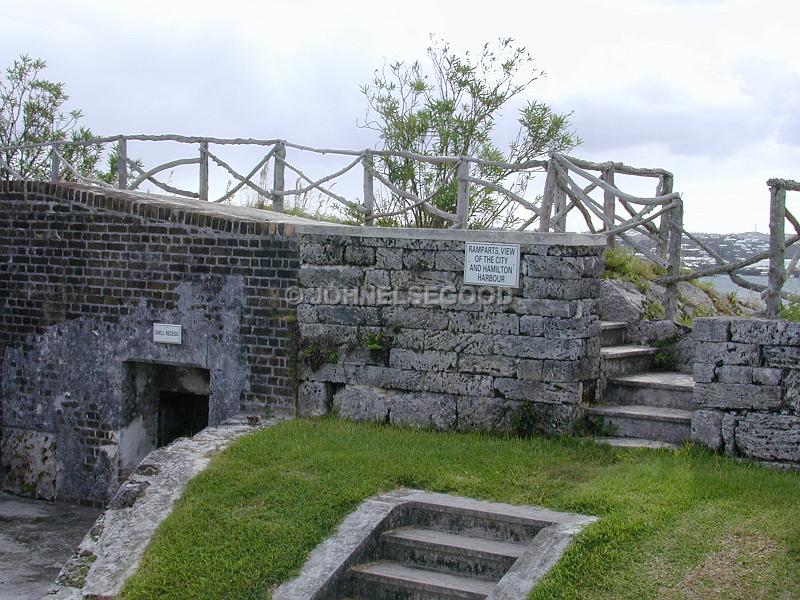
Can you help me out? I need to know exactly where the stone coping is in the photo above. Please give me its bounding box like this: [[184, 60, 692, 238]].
[[295, 222, 605, 246], [3, 181, 605, 246], [51, 415, 286, 600]]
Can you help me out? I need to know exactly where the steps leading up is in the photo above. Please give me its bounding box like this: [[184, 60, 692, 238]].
[[302, 492, 597, 600], [600, 345, 656, 378], [595, 321, 693, 447], [587, 405, 692, 444], [604, 372, 695, 410], [380, 526, 526, 581], [593, 437, 678, 449], [349, 560, 495, 599], [600, 321, 627, 347], [342, 498, 542, 597]]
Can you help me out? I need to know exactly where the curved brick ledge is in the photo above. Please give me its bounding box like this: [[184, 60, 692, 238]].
[[49, 415, 285, 600]]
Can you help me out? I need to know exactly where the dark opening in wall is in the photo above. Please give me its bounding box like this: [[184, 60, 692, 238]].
[[120, 362, 211, 478], [157, 391, 209, 447]]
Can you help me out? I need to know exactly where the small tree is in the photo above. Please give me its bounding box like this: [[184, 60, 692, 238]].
[[361, 37, 579, 229], [0, 54, 104, 181]]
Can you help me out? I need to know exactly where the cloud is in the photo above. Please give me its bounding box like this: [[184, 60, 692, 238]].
[[556, 78, 769, 157], [732, 59, 800, 146]]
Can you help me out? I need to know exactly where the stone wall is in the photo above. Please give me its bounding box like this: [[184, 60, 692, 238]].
[[691, 317, 800, 468], [1, 181, 607, 503], [294, 227, 605, 435], [0, 182, 302, 502]]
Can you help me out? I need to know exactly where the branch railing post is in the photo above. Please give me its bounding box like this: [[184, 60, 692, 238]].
[[554, 184, 567, 232], [362, 151, 375, 226], [198, 141, 209, 202], [766, 181, 786, 318], [456, 158, 470, 229], [602, 167, 616, 248], [664, 196, 684, 321], [539, 159, 557, 232], [49, 143, 60, 183], [656, 174, 673, 259], [117, 137, 127, 189], [272, 141, 286, 213]]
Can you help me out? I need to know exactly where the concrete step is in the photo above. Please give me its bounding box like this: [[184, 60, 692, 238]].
[[349, 560, 495, 599], [601, 345, 656, 378], [587, 404, 692, 444], [381, 526, 526, 581], [604, 372, 696, 410], [593, 437, 679, 449], [600, 321, 627, 347], [407, 496, 544, 544]]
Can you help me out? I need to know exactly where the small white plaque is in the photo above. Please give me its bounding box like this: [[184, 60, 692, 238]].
[[464, 242, 520, 288], [153, 323, 182, 345]]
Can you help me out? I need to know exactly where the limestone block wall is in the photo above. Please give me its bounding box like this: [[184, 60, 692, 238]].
[[692, 317, 800, 468], [294, 227, 604, 435]]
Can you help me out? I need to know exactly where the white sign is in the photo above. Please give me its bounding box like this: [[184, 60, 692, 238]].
[[463, 242, 520, 288], [153, 323, 182, 345]]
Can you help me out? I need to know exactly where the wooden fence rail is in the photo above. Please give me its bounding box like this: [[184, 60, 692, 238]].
[[2, 134, 797, 319]]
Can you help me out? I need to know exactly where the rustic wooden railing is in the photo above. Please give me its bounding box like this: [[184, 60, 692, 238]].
[[1, 134, 797, 319]]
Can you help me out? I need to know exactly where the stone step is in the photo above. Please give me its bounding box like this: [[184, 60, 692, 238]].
[[604, 372, 696, 410], [349, 560, 495, 599], [587, 405, 692, 444], [593, 437, 679, 449], [600, 321, 627, 347], [600, 345, 656, 378], [406, 495, 547, 544], [381, 526, 526, 581]]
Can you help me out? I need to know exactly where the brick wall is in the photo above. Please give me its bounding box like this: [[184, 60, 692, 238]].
[[692, 317, 800, 468], [0, 182, 301, 502], [294, 227, 604, 435]]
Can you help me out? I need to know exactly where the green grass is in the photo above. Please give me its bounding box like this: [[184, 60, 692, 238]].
[[121, 419, 800, 599], [603, 247, 664, 292], [781, 295, 800, 322]]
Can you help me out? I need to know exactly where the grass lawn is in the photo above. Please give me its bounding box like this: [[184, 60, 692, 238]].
[[122, 419, 800, 599]]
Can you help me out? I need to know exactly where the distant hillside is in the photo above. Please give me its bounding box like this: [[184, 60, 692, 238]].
[[628, 231, 800, 276]]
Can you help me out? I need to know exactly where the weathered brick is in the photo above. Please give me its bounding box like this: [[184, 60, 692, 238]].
[[735, 413, 800, 463], [692, 318, 732, 342], [388, 349, 457, 372], [714, 365, 753, 384], [691, 409, 724, 451], [457, 354, 516, 377], [493, 378, 583, 404], [297, 382, 331, 417], [694, 383, 783, 410], [693, 341, 760, 367], [449, 312, 519, 335]]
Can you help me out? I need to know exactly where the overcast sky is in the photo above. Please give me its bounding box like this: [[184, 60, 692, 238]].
[[2, 0, 798, 233]]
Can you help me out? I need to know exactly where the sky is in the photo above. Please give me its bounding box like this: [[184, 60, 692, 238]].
[[2, 0, 799, 233]]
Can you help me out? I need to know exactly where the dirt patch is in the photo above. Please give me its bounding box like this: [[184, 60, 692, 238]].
[[663, 532, 788, 599]]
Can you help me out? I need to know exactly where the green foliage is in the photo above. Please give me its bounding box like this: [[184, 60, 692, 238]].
[[677, 304, 716, 327], [364, 332, 391, 365], [123, 419, 800, 600], [574, 415, 618, 437], [364, 332, 386, 351], [300, 340, 338, 371], [361, 37, 579, 229], [602, 247, 664, 293], [780, 295, 800, 321], [652, 336, 682, 371], [642, 298, 666, 320], [510, 401, 541, 438], [0, 55, 111, 181]]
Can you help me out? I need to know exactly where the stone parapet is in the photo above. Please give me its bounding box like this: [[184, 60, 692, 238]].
[[295, 229, 604, 435], [691, 317, 800, 467]]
